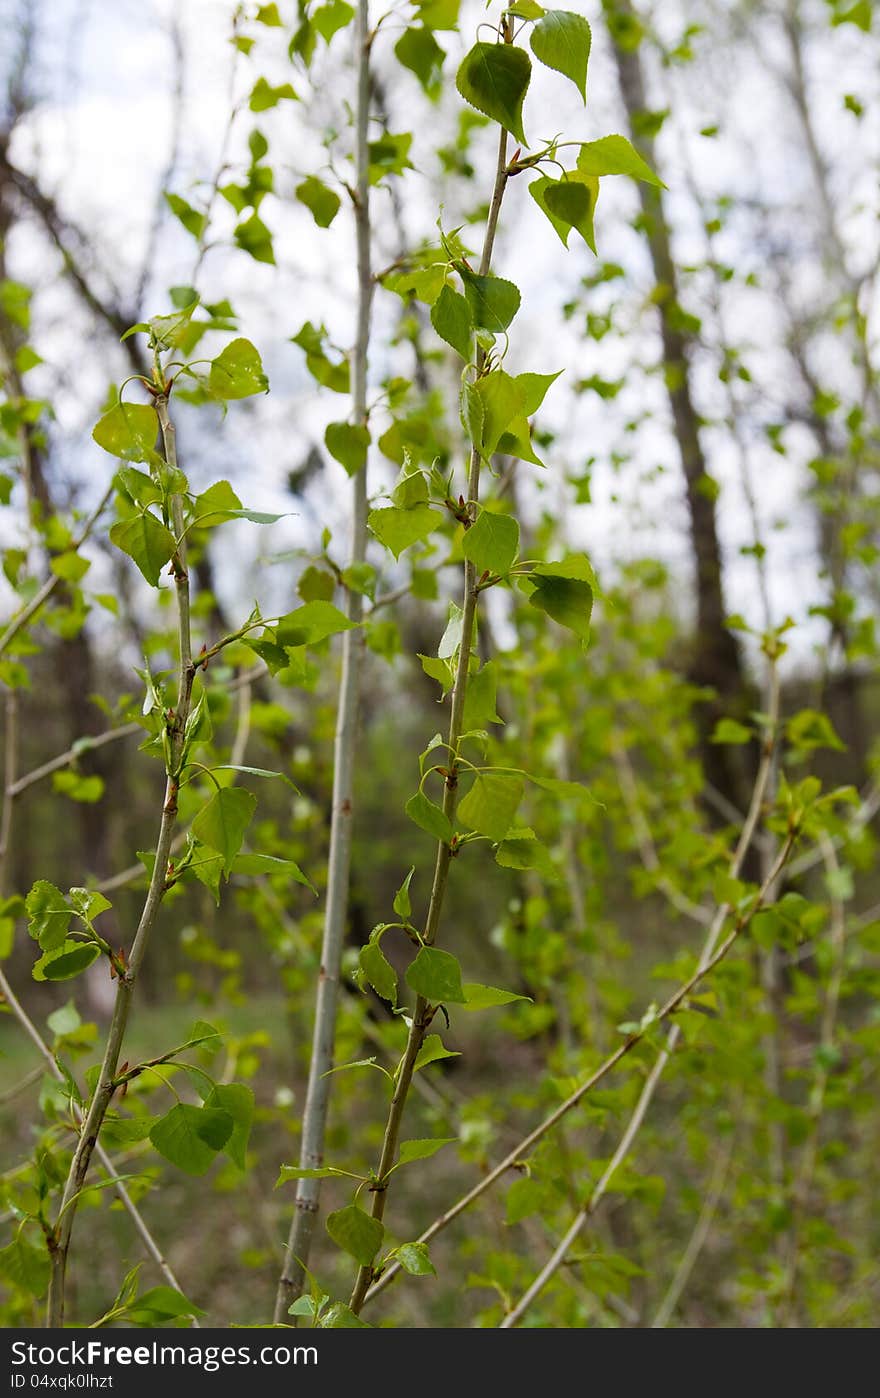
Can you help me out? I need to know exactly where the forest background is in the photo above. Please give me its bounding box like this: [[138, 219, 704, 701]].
[[0, 0, 877, 1330]]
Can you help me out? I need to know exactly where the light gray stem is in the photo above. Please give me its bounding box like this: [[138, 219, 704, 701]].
[[274, 0, 373, 1322]]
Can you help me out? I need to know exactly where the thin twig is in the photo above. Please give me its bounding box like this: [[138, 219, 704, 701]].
[[274, 0, 374, 1320], [500, 831, 794, 1328], [365, 664, 783, 1309], [46, 394, 195, 1326], [9, 723, 142, 798], [348, 71, 512, 1317]]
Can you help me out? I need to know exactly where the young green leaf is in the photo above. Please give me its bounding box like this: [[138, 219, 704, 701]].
[[577, 134, 663, 187], [430, 284, 473, 359], [396, 1137, 456, 1166], [405, 790, 454, 843], [530, 10, 591, 101], [25, 881, 71, 951], [295, 175, 341, 227], [203, 1083, 254, 1170], [542, 175, 599, 253], [393, 866, 416, 919], [149, 1104, 234, 1176], [413, 1033, 461, 1072], [93, 403, 159, 463], [232, 852, 316, 893], [461, 982, 531, 1011], [325, 421, 370, 475], [459, 268, 521, 333], [405, 946, 466, 1004], [109, 514, 176, 587], [191, 787, 258, 874], [359, 942, 398, 1006], [326, 1204, 384, 1267], [396, 1242, 437, 1276], [462, 509, 519, 575], [528, 573, 593, 642], [208, 339, 268, 399], [32, 941, 101, 982], [457, 772, 524, 841], [395, 26, 445, 96], [456, 42, 531, 146], [275, 601, 357, 646], [368, 504, 441, 558], [474, 370, 524, 454]]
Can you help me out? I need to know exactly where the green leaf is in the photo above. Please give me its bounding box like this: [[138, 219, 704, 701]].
[[109, 512, 176, 587], [405, 790, 453, 843], [277, 1165, 356, 1184], [405, 946, 466, 1004], [256, 3, 282, 23], [414, 1033, 461, 1071], [368, 504, 440, 558], [397, 1137, 455, 1166], [209, 338, 268, 399], [326, 1204, 384, 1267], [203, 1083, 254, 1169], [165, 193, 207, 240], [295, 175, 341, 227], [50, 551, 90, 583], [475, 370, 524, 455], [396, 1242, 436, 1276], [0, 1236, 49, 1299], [430, 284, 473, 359], [393, 866, 415, 919], [461, 982, 530, 1011], [458, 772, 524, 841], [249, 77, 299, 111], [125, 1286, 205, 1325], [459, 268, 521, 333], [462, 661, 502, 732], [530, 10, 591, 100], [149, 1103, 234, 1176], [359, 942, 398, 1006], [191, 787, 258, 875], [26, 881, 71, 951], [787, 709, 846, 752], [539, 174, 599, 253], [322, 1303, 370, 1328], [528, 574, 593, 643], [577, 134, 663, 187], [496, 835, 557, 879], [325, 421, 370, 476], [456, 42, 531, 146], [33, 940, 101, 982], [275, 600, 356, 646], [463, 509, 519, 575], [711, 718, 752, 745], [312, 0, 354, 41], [395, 26, 445, 95], [47, 1001, 81, 1037], [93, 402, 158, 462], [234, 213, 276, 265], [232, 852, 316, 893], [52, 771, 104, 804]]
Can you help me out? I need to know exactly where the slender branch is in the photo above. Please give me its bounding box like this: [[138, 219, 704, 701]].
[[500, 829, 794, 1328], [274, 0, 374, 1321], [8, 722, 141, 798], [45, 394, 195, 1327], [348, 107, 511, 1318], [365, 665, 783, 1308]]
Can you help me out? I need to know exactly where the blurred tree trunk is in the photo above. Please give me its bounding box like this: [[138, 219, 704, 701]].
[[604, 1, 748, 804]]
